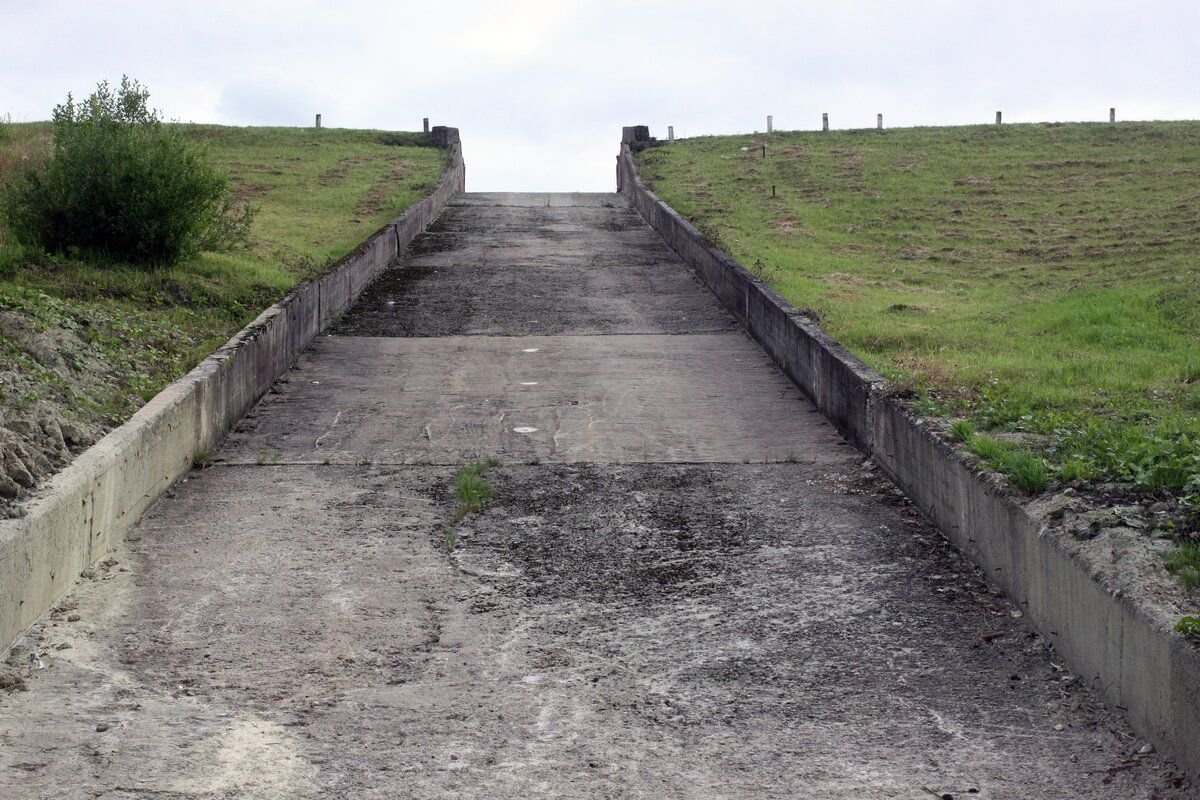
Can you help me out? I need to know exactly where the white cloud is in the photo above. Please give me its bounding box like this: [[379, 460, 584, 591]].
[[1, 0, 1197, 189]]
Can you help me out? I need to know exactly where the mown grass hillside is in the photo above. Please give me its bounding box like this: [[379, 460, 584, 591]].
[[0, 123, 444, 507], [637, 122, 1199, 514]]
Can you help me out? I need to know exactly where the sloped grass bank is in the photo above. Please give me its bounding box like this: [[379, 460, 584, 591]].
[[636, 122, 1200, 523], [0, 123, 445, 507]]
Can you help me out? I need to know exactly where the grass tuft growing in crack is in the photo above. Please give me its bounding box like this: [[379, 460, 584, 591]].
[[449, 457, 501, 528]]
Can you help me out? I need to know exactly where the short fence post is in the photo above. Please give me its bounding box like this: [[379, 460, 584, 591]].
[[767, 115, 773, 133], [315, 113, 322, 129], [995, 111, 1002, 125], [668, 125, 675, 141], [877, 113, 883, 130], [423, 117, 430, 134], [822, 112, 829, 132], [1110, 107, 1116, 123]]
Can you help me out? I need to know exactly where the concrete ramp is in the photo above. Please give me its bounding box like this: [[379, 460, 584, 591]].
[[0, 193, 1183, 799]]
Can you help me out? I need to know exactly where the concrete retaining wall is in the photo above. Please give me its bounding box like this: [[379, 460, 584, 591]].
[[618, 135, 1200, 775], [0, 128, 465, 654]]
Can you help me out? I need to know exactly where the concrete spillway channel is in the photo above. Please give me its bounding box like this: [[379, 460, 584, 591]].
[[0, 193, 1187, 798]]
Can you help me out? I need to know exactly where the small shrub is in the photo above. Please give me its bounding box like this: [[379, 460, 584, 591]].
[[1, 77, 253, 268], [949, 419, 974, 443]]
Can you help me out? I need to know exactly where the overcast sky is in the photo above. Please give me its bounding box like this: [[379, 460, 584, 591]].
[[2, 1, 1198, 191]]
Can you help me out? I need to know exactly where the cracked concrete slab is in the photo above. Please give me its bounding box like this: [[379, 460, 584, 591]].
[[328, 260, 735, 337], [329, 209, 734, 337], [219, 334, 837, 466]]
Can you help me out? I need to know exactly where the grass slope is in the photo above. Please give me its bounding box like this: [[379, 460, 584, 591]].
[[0, 122, 444, 506], [637, 122, 1200, 513]]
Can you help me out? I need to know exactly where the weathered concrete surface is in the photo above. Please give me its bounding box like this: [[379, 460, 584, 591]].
[[218, 335, 840, 465], [330, 207, 734, 337], [0, 192, 1188, 798]]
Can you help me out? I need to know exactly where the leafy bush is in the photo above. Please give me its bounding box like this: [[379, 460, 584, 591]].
[[1, 77, 252, 267]]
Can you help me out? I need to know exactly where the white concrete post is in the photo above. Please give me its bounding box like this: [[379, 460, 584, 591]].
[[1110, 107, 1116, 123], [822, 113, 829, 132], [877, 113, 883, 130], [668, 125, 675, 141], [423, 117, 430, 134], [767, 115, 773, 133]]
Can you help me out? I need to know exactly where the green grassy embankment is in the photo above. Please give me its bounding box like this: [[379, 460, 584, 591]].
[[0, 123, 444, 428], [636, 122, 1199, 521]]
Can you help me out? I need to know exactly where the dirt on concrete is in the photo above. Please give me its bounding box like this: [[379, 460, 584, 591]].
[[0, 462, 1190, 799]]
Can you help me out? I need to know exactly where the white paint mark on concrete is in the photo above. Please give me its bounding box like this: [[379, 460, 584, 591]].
[[513, 427, 538, 434]]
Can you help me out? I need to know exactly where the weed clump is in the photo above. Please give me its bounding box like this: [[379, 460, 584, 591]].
[[450, 457, 501, 523], [2, 77, 253, 268], [1005, 451, 1048, 494], [949, 419, 974, 443], [967, 434, 1048, 494]]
